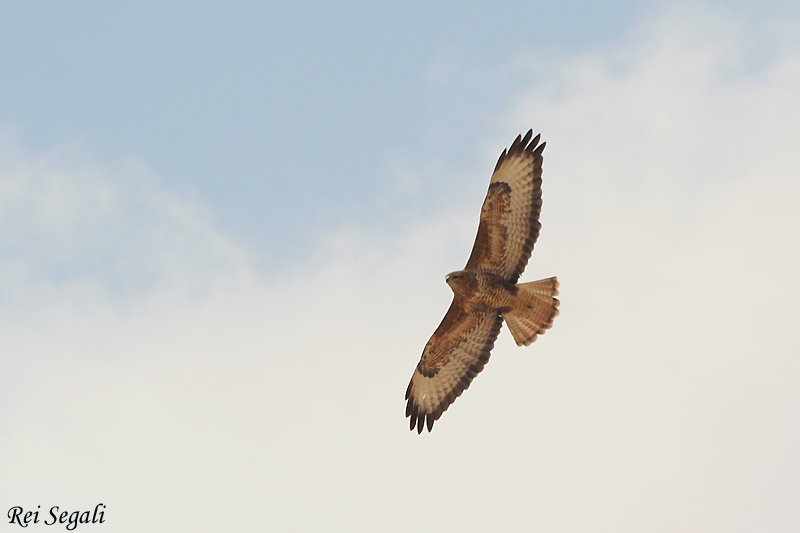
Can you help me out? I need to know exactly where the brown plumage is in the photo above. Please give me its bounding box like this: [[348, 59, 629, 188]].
[[405, 130, 559, 433]]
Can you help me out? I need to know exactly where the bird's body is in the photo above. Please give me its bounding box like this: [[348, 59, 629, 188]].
[[445, 269, 516, 312], [405, 130, 559, 433]]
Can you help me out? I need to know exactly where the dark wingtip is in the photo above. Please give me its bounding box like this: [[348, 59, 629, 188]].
[[494, 148, 508, 173], [520, 129, 533, 149], [406, 402, 438, 434], [494, 130, 544, 173]]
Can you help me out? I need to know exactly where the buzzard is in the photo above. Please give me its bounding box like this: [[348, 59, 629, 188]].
[[405, 130, 559, 433]]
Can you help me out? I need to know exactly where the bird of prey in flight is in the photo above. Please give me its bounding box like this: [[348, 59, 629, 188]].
[[405, 130, 559, 433]]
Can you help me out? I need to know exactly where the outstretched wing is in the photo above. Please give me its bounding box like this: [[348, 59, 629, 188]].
[[405, 298, 503, 433], [464, 130, 545, 283]]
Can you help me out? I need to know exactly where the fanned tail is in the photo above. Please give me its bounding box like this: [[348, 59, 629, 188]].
[[504, 277, 559, 347]]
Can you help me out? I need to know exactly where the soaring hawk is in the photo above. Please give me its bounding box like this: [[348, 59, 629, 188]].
[[405, 130, 559, 433]]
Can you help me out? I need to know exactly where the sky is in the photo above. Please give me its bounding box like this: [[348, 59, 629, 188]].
[[1, 1, 799, 531]]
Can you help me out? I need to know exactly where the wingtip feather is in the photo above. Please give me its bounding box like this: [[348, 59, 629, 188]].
[[494, 130, 545, 174]]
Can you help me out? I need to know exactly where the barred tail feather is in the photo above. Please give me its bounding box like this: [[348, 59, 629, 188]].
[[505, 277, 559, 347]]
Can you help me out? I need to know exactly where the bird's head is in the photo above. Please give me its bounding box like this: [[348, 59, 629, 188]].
[[445, 271, 462, 284], [445, 270, 476, 296]]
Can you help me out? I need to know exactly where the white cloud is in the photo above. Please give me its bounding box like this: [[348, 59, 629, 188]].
[[2, 3, 800, 531], [0, 132, 252, 314]]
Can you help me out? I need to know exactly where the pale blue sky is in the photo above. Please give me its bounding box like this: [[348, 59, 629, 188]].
[[2, 2, 800, 531], [3, 0, 663, 267], [2, 1, 795, 268]]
